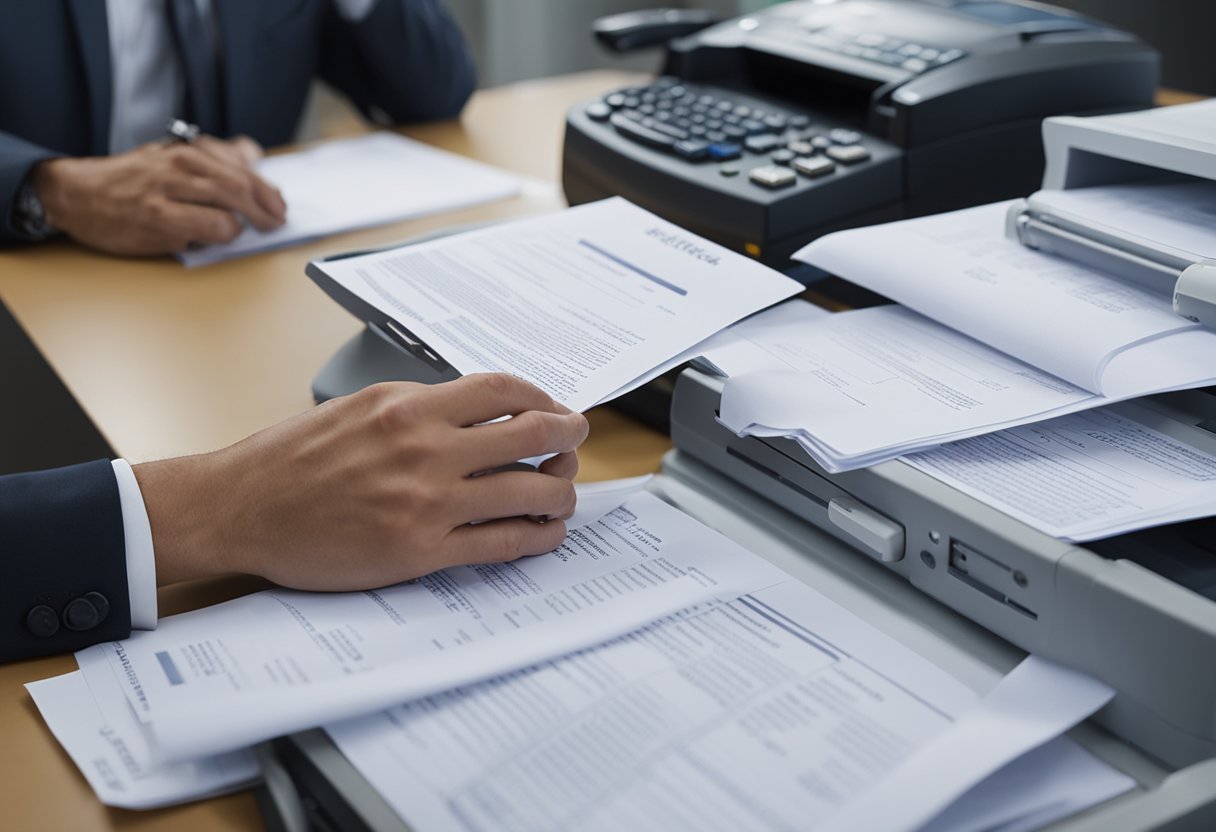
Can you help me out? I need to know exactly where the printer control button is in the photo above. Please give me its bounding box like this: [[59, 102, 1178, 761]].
[[748, 166, 796, 188], [826, 144, 871, 165], [827, 497, 905, 562], [793, 155, 835, 177], [585, 102, 612, 121]]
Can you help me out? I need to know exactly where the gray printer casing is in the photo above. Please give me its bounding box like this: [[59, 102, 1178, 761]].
[[666, 368, 1216, 824]]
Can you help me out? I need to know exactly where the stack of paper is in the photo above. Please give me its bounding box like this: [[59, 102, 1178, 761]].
[[905, 403, 1216, 541], [28, 485, 1134, 831], [178, 132, 524, 267], [706, 201, 1216, 472], [308, 196, 804, 412]]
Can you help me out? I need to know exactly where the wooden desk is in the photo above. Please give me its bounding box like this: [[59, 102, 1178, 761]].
[[0, 69, 668, 832]]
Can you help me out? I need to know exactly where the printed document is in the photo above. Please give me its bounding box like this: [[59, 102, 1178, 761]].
[[710, 303, 1106, 472], [178, 133, 522, 267], [906, 403, 1216, 541], [310, 197, 803, 412], [72, 492, 789, 763], [793, 201, 1205, 393], [327, 594, 1126, 832]]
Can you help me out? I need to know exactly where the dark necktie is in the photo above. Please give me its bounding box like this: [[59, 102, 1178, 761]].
[[166, 0, 224, 135]]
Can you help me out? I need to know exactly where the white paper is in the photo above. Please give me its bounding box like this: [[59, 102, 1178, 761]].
[[922, 737, 1135, 832], [821, 655, 1116, 832], [717, 305, 1103, 472], [326, 579, 978, 832], [906, 404, 1216, 541], [26, 665, 258, 809], [177, 133, 521, 266], [793, 201, 1197, 393], [566, 475, 653, 528], [312, 197, 803, 412], [1027, 179, 1216, 264], [76, 493, 789, 763]]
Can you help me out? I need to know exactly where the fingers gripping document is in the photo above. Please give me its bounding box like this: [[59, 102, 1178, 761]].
[[310, 197, 803, 412]]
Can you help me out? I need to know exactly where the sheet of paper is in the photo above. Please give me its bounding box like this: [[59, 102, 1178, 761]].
[[905, 404, 1216, 541], [177, 133, 522, 267], [717, 305, 1100, 471], [326, 579, 980, 832], [922, 737, 1135, 832], [792, 201, 1195, 393], [1027, 179, 1216, 264], [75, 492, 790, 763], [26, 667, 258, 809], [312, 197, 802, 412], [820, 655, 1116, 832]]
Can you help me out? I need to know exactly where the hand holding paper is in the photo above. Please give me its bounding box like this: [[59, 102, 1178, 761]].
[[137, 374, 587, 591]]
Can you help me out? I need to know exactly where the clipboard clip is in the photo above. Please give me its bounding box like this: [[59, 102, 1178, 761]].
[[370, 319, 451, 373]]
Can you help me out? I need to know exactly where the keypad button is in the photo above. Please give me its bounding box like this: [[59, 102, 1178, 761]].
[[705, 130, 727, 143], [674, 139, 710, 160], [793, 155, 836, 177], [707, 143, 742, 161], [744, 134, 782, 154], [740, 119, 767, 135], [826, 144, 871, 164], [789, 115, 811, 129], [828, 128, 861, 145], [749, 166, 797, 188], [811, 136, 832, 150], [764, 115, 788, 131], [719, 164, 740, 177], [902, 58, 928, 73], [604, 93, 626, 109], [722, 125, 748, 140], [610, 113, 676, 149], [787, 140, 815, 156], [585, 102, 611, 121], [771, 149, 796, 166]]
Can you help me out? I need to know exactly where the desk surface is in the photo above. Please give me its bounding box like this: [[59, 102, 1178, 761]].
[[0, 69, 666, 832]]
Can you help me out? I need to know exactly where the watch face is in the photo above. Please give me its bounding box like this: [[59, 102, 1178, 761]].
[[16, 179, 54, 239]]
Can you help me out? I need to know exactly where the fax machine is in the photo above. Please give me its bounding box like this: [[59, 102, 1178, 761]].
[[562, 0, 1158, 266]]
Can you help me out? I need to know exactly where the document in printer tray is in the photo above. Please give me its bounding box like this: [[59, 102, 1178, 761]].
[[700, 202, 1216, 471]]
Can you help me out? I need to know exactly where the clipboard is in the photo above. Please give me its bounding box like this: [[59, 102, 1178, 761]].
[[306, 226, 487, 403]]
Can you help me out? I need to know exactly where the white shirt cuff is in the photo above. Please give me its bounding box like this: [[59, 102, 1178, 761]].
[[332, 0, 379, 22], [111, 459, 158, 630]]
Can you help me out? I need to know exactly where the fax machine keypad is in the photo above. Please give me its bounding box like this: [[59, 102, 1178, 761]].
[[591, 78, 873, 190]]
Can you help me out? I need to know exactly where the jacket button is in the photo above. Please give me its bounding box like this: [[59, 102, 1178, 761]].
[[64, 597, 101, 631], [27, 605, 60, 638], [83, 592, 110, 622]]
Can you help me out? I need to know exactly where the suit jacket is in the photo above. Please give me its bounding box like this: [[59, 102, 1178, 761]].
[[0, 460, 132, 662], [0, 0, 476, 242]]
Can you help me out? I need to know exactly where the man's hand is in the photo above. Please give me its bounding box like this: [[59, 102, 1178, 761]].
[[135, 374, 589, 591], [31, 135, 287, 255]]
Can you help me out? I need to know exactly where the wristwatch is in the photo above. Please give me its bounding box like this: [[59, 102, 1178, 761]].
[[13, 176, 56, 240]]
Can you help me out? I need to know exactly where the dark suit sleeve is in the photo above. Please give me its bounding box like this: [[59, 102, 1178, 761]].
[[319, 0, 477, 125], [0, 131, 60, 244], [0, 460, 133, 663]]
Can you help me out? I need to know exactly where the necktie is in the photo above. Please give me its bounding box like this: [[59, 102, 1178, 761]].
[[166, 0, 223, 135]]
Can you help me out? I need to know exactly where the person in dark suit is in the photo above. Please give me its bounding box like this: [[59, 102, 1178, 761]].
[[1, 374, 588, 663], [1, 0, 476, 252]]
